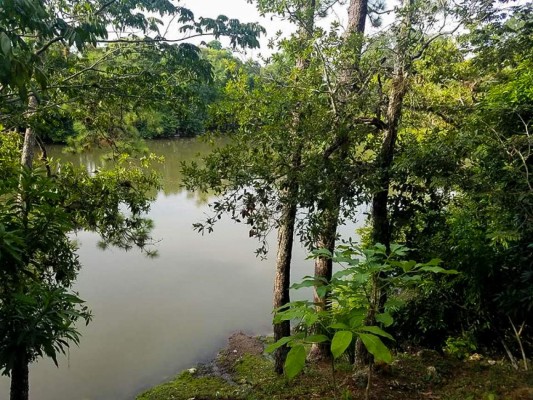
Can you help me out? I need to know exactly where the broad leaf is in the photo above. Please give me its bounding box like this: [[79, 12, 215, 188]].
[[375, 312, 394, 327], [265, 336, 292, 353], [291, 279, 318, 289], [329, 322, 350, 330], [358, 333, 392, 364], [357, 326, 394, 341], [0, 32, 11, 55], [420, 266, 459, 274], [332, 269, 354, 279], [284, 345, 306, 379], [331, 330, 353, 359], [304, 334, 329, 344]]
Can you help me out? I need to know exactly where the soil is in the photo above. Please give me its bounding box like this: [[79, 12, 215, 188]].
[[216, 332, 265, 374]]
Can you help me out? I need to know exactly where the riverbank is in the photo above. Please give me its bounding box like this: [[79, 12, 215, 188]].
[[136, 332, 533, 400]]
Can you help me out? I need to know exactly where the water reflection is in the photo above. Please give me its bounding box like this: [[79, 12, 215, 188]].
[[0, 138, 364, 400]]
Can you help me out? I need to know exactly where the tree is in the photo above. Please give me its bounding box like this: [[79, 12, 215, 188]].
[[0, 131, 161, 400], [0, 0, 264, 160], [391, 1, 533, 366], [307, 0, 369, 361], [0, 2, 264, 399], [185, 0, 531, 377]]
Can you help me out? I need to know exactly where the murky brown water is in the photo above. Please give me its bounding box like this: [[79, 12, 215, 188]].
[[0, 138, 363, 400]]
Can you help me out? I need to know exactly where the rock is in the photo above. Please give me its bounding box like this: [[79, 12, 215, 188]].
[[188, 368, 197, 375]]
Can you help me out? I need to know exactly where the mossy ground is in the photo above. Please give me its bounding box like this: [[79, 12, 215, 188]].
[[137, 339, 533, 400], [136, 372, 238, 400]]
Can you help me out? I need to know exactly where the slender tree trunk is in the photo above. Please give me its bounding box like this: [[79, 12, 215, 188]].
[[272, 0, 316, 373], [21, 94, 38, 169], [370, 62, 408, 249], [308, 208, 338, 361], [273, 170, 299, 374], [10, 347, 29, 400], [309, 0, 368, 362], [12, 95, 38, 400], [356, 0, 412, 368]]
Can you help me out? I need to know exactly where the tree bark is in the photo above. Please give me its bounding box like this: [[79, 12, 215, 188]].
[[347, 0, 368, 38], [272, 0, 316, 374], [10, 347, 29, 400], [356, 0, 412, 368], [21, 94, 38, 169], [308, 208, 338, 361], [309, 0, 368, 362], [370, 59, 409, 249], [273, 178, 298, 374]]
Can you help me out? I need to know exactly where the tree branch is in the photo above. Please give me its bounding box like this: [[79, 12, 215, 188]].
[[36, 36, 64, 56]]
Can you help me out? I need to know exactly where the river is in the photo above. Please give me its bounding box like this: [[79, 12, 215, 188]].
[[0, 138, 364, 400]]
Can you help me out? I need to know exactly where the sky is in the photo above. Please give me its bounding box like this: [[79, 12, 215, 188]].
[[161, 0, 529, 59], [175, 0, 352, 59]]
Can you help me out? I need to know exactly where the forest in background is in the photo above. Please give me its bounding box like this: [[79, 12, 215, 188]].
[[0, 0, 532, 399]]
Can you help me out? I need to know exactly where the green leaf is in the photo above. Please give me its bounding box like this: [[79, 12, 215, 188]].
[[399, 260, 417, 272], [0, 32, 11, 55], [349, 311, 366, 329], [332, 269, 354, 279], [420, 266, 459, 274], [331, 331, 353, 359], [375, 312, 394, 327], [308, 248, 332, 259], [384, 297, 405, 310], [357, 326, 394, 341], [353, 272, 370, 284], [389, 243, 409, 256], [265, 336, 292, 353], [358, 333, 392, 364], [373, 243, 387, 254], [316, 285, 329, 299], [291, 279, 319, 289], [333, 254, 356, 264], [302, 312, 319, 327], [284, 345, 306, 379], [304, 334, 329, 344], [34, 67, 48, 89], [329, 322, 350, 330]]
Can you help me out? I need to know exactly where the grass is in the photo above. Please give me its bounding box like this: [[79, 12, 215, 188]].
[[137, 350, 533, 400], [136, 371, 239, 400]]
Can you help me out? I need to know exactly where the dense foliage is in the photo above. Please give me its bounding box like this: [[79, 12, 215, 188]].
[[0, 1, 263, 399], [0, 0, 532, 397], [184, 0, 533, 377]]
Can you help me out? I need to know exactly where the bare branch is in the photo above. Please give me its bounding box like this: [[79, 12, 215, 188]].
[[36, 36, 64, 56], [59, 46, 123, 84], [95, 0, 119, 16], [410, 22, 462, 62]]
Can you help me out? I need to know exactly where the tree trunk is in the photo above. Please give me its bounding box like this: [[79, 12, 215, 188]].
[[10, 347, 29, 400], [370, 60, 408, 249], [272, 0, 316, 374], [273, 191, 297, 374], [309, 0, 368, 362], [21, 94, 38, 169], [308, 207, 338, 361], [356, 0, 412, 368], [347, 0, 368, 37]]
